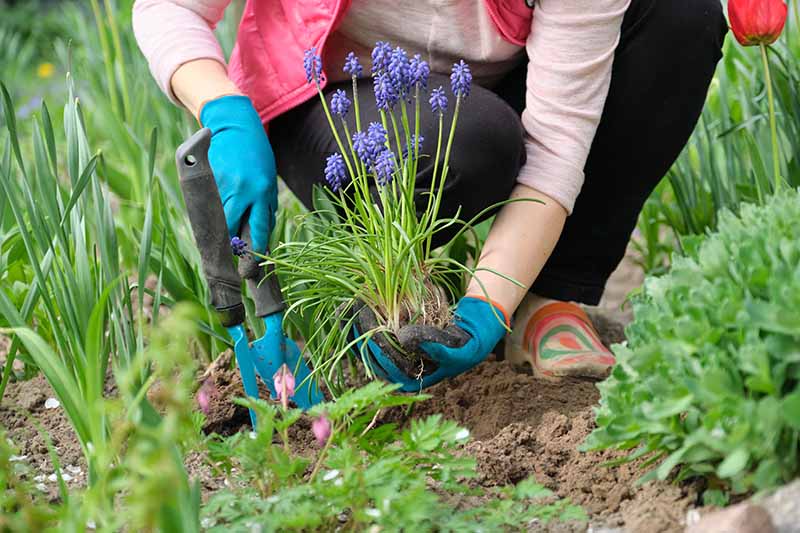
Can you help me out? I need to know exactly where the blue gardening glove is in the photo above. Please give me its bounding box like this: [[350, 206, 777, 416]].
[[200, 95, 277, 254], [355, 297, 509, 392]]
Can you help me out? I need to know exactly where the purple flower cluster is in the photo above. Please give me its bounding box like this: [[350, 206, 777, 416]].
[[330, 89, 351, 117], [353, 122, 388, 165], [403, 134, 424, 159], [450, 60, 472, 98], [388, 47, 411, 96], [324, 153, 347, 192], [409, 54, 430, 90], [306, 46, 472, 192], [373, 149, 396, 186], [429, 86, 448, 114], [373, 72, 399, 111], [371, 41, 392, 74], [343, 52, 363, 78], [231, 236, 248, 257], [303, 48, 323, 84]]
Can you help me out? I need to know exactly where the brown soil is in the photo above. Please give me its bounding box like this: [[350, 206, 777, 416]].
[[0, 373, 87, 501], [0, 345, 697, 532], [0, 245, 695, 531]]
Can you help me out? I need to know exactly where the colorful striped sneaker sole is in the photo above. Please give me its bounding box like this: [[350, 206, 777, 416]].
[[505, 302, 615, 380]]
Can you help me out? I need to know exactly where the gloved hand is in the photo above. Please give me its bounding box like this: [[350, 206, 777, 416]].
[[200, 95, 277, 253], [355, 297, 510, 391]]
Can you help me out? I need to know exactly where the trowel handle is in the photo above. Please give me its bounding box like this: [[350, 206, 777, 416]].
[[238, 221, 286, 318], [176, 128, 246, 327]]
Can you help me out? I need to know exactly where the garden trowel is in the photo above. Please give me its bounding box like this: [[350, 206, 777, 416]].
[[175, 128, 323, 425]]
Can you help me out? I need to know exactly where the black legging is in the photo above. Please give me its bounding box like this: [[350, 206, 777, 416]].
[[270, 0, 728, 306]]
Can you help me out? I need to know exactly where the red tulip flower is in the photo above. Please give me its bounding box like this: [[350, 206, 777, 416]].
[[728, 0, 788, 46]]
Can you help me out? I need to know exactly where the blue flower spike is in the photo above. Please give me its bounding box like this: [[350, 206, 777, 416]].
[[330, 89, 351, 117], [429, 86, 448, 114], [343, 51, 363, 79], [231, 236, 248, 257], [450, 60, 472, 98], [303, 48, 323, 84], [324, 153, 347, 192]]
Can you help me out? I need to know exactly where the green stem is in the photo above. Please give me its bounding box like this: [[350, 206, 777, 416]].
[[426, 98, 461, 257], [316, 84, 356, 180], [760, 43, 781, 192], [352, 77, 362, 134]]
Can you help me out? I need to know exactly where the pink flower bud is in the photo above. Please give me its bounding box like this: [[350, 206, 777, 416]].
[[273, 364, 295, 408], [312, 415, 332, 446], [197, 379, 215, 415]]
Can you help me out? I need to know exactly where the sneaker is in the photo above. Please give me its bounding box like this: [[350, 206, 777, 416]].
[[505, 299, 615, 379]]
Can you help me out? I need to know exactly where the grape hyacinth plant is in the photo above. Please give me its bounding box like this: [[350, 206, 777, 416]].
[[270, 44, 519, 395]]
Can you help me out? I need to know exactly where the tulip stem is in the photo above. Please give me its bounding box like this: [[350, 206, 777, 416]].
[[760, 43, 781, 193]]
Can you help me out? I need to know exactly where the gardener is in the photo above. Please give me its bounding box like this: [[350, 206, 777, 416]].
[[133, 0, 727, 388]]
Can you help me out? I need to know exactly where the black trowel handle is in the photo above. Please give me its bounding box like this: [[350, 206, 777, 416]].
[[238, 221, 286, 318], [176, 128, 246, 327]]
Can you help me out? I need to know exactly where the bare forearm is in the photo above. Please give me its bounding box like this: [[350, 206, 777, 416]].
[[466, 184, 567, 313], [171, 59, 242, 119]]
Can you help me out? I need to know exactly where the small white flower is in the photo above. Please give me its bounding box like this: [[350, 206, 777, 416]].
[[323, 469, 340, 481], [201, 518, 214, 528], [9, 454, 27, 462], [455, 428, 470, 441], [44, 398, 60, 409], [711, 427, 725, 439], [334, 478, 343, 486], [87, 520, 97, 529], [248, 431, 257, 440], [365, 508, 381, 518]]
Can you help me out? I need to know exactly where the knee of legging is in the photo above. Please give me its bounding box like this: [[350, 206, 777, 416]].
[[666, 0, 728, 51], [446, 96, 524, 201]]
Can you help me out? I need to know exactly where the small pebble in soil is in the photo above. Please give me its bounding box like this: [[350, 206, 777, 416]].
[[36, 483, 47, 492], [44, 397, 60, 409], [9, 454, 27, 461]]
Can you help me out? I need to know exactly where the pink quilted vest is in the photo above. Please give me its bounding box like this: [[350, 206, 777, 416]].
[[228, 0, 534, 126]]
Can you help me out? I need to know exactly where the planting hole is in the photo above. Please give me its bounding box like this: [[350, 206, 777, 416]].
[[184, 155, 197, 167]]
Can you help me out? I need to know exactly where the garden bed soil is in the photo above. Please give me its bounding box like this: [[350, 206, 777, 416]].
[[0, 311, 698, 533], [0, 244, 692, 530]]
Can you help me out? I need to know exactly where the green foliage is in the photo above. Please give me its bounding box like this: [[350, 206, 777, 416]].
[[635, 7, 800, 273], [203, 383, 586, 532], [585, 190, 800, 495]]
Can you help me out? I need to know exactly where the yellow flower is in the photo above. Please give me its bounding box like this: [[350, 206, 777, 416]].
[[37, 62, 55, 79]]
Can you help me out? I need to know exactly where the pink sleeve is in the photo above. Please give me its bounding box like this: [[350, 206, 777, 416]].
[[517, 0, 630, 213], [132, 0, 232, 105]]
